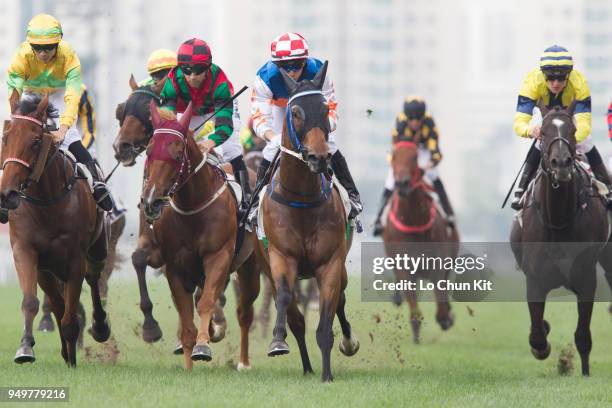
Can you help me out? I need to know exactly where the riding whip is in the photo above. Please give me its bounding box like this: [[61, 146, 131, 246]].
[[501, 139, 536, 209]]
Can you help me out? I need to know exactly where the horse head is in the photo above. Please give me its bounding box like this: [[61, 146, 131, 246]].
[[280, 61, 331, 173], [0, 91, 55, 210], [113, 74, 164, 166], [538, 100, 577, 185], [391, 141, 422, 197], [141, 100, 193, 222]]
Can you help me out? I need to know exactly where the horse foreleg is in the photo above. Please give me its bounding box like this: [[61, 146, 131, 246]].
[[37, 272, 66, 361], [315, 259, 342, 383], [287, 297, 314, 374], [193, 249, 232, 362], [397, 269, 421, 343], [13, 246, 39, 364], [236, 254, 260, 370], [258, 273, 273, 338], [575, 301, 594, 376], [526, 279, 551, 360], [336, 269, 359, 357], [85, 273, 111, 343], [167, 271, 196, 370], [268, 251, 297, 357], [62, 271, 84, 367], [433, 274, 454, 331], [211, 292, 227, 343], [38, 295, 55, 332], [132, 246, 162, 343]]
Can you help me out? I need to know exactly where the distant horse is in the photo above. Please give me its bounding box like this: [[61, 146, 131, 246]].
[[383, 141, 459, 343], [510, 102, 608, 376], [140, 102, 259, 370], [261, 62, 359, 382], [0, 92, 110, 366]]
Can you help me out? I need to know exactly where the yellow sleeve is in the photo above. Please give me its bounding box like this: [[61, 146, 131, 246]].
[[571, 71, 592, 143], [513, 69, 541, 138], [6, 45, 29, 97], [59, 46, 83, 127]]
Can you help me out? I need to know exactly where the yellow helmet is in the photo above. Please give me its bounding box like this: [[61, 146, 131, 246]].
[[26, 14, 63, 45], [147, 49, 178, 74]]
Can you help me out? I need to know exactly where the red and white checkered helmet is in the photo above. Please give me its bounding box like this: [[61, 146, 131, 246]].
[[270, 32, 309, 61]]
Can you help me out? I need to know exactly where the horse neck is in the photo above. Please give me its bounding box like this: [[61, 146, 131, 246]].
[[278, 151, 322, 196], [393, 186, 432, 225], [538, 171, 578, 226], [172, 138, 220, 208], [26, 147, 71, 198]]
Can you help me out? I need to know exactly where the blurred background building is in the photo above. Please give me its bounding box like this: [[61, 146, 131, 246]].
[[2, 0, 612, 280]]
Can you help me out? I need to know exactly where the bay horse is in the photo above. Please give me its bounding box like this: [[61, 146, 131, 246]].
[[383, 140, 459, 343], [0, 91, 111, 366], [140, 101, 259, 370], [510, 102, 608, 376], [261, 62, 359, 382]]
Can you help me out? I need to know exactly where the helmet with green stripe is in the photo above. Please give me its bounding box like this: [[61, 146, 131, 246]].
[[539, 45, 573, 75], [26, 14, 63, 45]]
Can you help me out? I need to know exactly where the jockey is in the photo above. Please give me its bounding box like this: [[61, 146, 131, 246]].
[[159, 38, 251, 211], [511, 45, 612, 210], [249, 32, 363, 220], [6, 14, 113, 212], [373, 97, 455, 236], [139, 48, 177, 87]]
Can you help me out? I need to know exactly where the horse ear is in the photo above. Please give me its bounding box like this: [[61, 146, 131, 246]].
[[537, 99, 550, 118], [312, 60, 328, 90], [129, 74, 138, 91], [115, 102, 126, 122], [152, 76, 167, 95], [149, 100, 161, 129], [35, 94, 49, 118], [179, 102, 193, 131], [279, 67, 298, 95], [566, 99, 577, 116], [9, 89, 19, 114]]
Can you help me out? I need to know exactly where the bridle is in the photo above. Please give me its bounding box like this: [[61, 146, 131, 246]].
[[539, 113, 576, 189]]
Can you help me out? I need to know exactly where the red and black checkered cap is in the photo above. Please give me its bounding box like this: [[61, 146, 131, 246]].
[[270, 32, 309, 61], [177, 38, 212, 66]]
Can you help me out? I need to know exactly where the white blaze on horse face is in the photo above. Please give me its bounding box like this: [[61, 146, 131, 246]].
[[147, 184, 156, 205], [551, 118, 566, 151]]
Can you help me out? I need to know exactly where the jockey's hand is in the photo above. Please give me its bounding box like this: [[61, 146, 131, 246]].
[[424, 161, 435, 170], [197, 139, 216, 155], [263, 130, 278, 142], [529, 125, 541, 139], [50, 125, 69, 144], [195, 121, 215, 142]]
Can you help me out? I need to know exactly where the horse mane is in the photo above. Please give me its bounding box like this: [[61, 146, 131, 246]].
[[158, 109, 176, 121], [18, 92, 59, 119]]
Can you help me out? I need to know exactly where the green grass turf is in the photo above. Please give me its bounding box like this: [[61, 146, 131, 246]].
[[0, 276, 611, 407]]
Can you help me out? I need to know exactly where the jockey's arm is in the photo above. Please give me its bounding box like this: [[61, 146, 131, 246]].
[[159, 78, 178, 113], [6, 48, 28, 101], [250, 76, 276, 141], [424, 117, 442, 165], [207, 84, 233, 147], [321, 74, 338, 132], [573, 77, 592, 144], [79, 89, 96, 149], [392, 113, 408, 144], [59, 57, 83, 129], [513, 70, 540, 138], [608, 101, 612, 142]]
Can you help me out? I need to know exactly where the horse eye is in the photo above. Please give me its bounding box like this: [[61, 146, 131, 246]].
[[291, 105, 305, 121], [32, 138, 41, 150]]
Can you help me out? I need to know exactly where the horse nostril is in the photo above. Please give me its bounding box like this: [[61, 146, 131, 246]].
[[550, 158, 558, 167], [564, 157, 572, 167]]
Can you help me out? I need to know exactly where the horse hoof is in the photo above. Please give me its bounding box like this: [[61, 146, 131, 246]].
[[38, 317, 55, 332], [438, 312, 455, 331], [210, 322, 226, 343], [14, 346, 35, 364], [173, 342, 184, 355], [89, 321, 111, 343], [542, 320, 551, 335], [142, 320, 163, 343], [191, 344, 212, 362], [237, 362, 251, 371], [268, 340, 290, 357], [531, 342, 551, 360], [339, 334, 360, 356], [321, 374, 334, 383]]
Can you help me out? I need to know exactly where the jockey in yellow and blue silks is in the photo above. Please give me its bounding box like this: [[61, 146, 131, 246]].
[[511, 45, 612, 210], [373, 97, 454, 236], [5, 14, 113, 213]]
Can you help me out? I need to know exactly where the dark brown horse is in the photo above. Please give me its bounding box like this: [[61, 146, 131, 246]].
[[510, 102, 608, 376], [260, 62, 359, 382], [0, 92, 110, 366], [140, 102, 259, 370], [383, 141, 459, 343]]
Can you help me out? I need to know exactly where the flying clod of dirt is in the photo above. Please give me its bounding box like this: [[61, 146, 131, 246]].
[[466, 305, 475, 317], [369, 332, 374, 343], [372, 314, 381, 324], [557, 344, 575, 376]]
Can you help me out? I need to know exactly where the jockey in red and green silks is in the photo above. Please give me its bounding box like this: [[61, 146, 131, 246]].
[[159, 38, 251, 211], [5, 13, 112, 214]]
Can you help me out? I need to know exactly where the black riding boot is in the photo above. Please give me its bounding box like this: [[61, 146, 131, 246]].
[[511, 146, 540, 211], [69, 141, 113, 211], [0, 208, 8, 224], [586, 147, 612, 208], [230, 155, 252, 210], [247, 158, 271, 226], [432, 178, 455, 227], [330, 150, 363, 219], [373, 188, 393, 237]]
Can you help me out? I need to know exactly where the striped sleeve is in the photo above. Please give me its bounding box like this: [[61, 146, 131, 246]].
[[250, 75, 274, 139], [392, 113, 407, 144], [423, 117, 442, 164], [159, 77, 178, 112], [79, 89, 96, 149], [321, 73, 338, 132], [513, 70, 540, 138], [6, 47, 28, 97], [572, 72, 591, 143], [209, 81, 233, 146]]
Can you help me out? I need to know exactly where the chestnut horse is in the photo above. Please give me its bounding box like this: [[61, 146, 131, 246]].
[[140, 101, 259, 370], [383, 141, 459, 344], [261, 62, 359, 382], [0, 92, 110, 366], [510, 102, 608, 376]]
